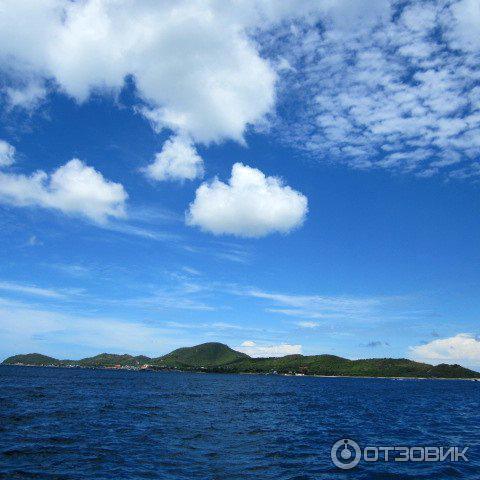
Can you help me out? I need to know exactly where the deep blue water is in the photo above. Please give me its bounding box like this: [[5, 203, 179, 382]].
[[1, 366, 479, 479]]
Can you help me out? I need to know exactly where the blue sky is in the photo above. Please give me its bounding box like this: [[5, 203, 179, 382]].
[[0, 0, 480, 367]]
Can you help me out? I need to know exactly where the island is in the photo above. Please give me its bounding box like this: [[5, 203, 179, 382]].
[[2, 342, 479, 379]]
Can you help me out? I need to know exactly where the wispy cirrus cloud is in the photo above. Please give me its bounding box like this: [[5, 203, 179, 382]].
[[163, 321, 276, 335], [121, 281, 218, 312], [0, 281, 67, 299], [47, 263, 90, 278], [297, 321, 320, 329], [183, 240, 253, 264], [0, 298, 172, 359], [102, 221, 181, 242], [181, 266, 201, 276], [245, 288, 384, 320]]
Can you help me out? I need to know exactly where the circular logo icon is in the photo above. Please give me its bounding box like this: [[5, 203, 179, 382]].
[[331, 439, 361, 469]]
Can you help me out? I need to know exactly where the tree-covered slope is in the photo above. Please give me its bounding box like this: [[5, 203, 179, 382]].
[[2, 353, 66, 366], [77, 353, 152, 367], [154, 342, 249, 368], [216, 355, 479, 378], [2, 353, 150, 367]]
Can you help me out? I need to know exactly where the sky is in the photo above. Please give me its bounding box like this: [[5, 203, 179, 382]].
[[0, 0, 480, 368]]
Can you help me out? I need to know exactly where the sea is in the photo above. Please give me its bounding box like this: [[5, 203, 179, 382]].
[[1, 366, 479, 479]]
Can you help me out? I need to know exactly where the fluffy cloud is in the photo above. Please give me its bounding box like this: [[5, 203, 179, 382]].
[[0, 0, 285, 144], [4, 1, 479, 180], [0, 140, 15, 167], [273, 0, 480, 178], [237, 340, 302, 358], [0, 159, 127, 223], [144, 135, 204, 182], [3, 1, 385, 145], [410, 333, 480, 365], [186, 163, 308, 237]]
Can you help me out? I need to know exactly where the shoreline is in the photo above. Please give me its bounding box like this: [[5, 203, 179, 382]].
[[2, 364, 479, 381]]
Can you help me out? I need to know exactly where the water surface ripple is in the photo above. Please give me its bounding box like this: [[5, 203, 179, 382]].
[[1, 366, 479, 479]]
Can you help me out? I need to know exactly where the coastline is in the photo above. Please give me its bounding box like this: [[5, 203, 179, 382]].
[[3, 343, 478, 380], [2, 364, 478, 381]]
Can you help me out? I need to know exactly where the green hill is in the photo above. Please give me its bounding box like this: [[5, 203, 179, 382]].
[[2, 353, 67, 366], [154, 342, 248, 368], [2, 343, 479, 379], [1, 352, 151, 367], [217, 355, 479, 378], [77, 353, 152, 367]]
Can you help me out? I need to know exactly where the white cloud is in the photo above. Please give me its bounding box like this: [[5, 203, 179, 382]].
[[245, 288, 382, 319], [5, 81, 47, 110], [144, 135, 204, 182], [447, 0, 480, 51], [186, 163, 308, 237], [0, 281, 65, 299], [0, 158, 127, 223], [4, 1, 387, 145], [27, 235, 41, 247], [124, 282, 216, 312], [0, 298, 171, 358], [297, 321, 320, 328], [50, 263, 89, 277], [0, 0, 288, 144], [237, 340, 302, 358], [181, 266, 201, 276], [410, 333, 480, 365], [0, 140, 15, 167], [3, 1, 479, 180], [272, 0, 480, 178]]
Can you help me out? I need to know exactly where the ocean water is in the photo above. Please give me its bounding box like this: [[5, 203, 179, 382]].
[[1, 366, 479, 479]]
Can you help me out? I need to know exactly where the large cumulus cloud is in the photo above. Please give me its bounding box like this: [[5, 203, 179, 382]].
[[0, 0, 282, 144], [186, 163, 308, 238]]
